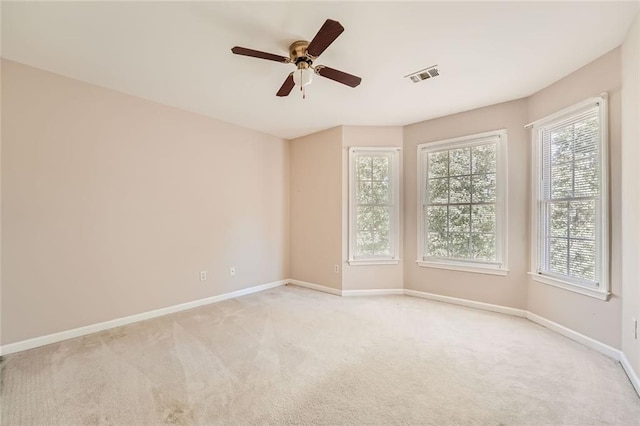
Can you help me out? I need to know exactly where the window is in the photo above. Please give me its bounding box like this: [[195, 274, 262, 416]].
[[417, 130, 508, 275], [529, 96, 609, 300], [348, 148, 400, 265]]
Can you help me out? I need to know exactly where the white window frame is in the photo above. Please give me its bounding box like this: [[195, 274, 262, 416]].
[[348, 147, 401, 266], [417, 130, 509, 276], [527, 94, 610, 301]]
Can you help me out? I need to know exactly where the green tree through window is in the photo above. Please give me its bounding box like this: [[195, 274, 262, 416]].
[[349, 148, 400, 263], [418, 130, 507, 273], [424, 143, 498, 262], [355, 155, 392, 256]]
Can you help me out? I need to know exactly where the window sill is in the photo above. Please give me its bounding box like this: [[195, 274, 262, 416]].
[[348, 259, 400, 266], [416, 260, 509, 276], [528, 272, 611, 301]]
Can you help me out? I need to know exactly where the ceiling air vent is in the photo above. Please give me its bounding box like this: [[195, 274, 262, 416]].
[[406, 65, 439, 83]]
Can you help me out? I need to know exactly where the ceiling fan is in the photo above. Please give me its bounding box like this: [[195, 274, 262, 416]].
[[231, 19, 362, 98]]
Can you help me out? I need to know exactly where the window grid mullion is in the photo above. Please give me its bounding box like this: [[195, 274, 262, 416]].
[[446, 150, 451, 258], [545, 195, 598, 203], [565, 201, 570, 276], [571, 122, 576, 200], [426, 201, 496, 208], [468, 149, 473, 258]]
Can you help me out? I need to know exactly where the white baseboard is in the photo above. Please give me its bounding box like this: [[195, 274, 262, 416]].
[[3, 277, 639, 398], [0, 279, 287, 356], [288, 280, 402, 297], [620, 352, 640, 396], [525, 312, 621, 360], [342, 289, 404, 297], [403, 289, 528, 318], [402, 288, 640, 393], [287, 279, 342, 296]]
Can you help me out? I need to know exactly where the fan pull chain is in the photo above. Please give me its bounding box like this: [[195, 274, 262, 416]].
[[299, 68, 306, 99]]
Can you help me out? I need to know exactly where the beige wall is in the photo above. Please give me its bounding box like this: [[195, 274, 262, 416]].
[[1, 60, 290, 345], [403, 99, 530, 309], [526, 48, 622, 348], [621, 13, 640, 374], [289, 127, 342, 290], [341, 126, 403, 291]]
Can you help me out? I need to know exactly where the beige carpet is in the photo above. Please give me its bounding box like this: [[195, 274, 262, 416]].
[[1, 285, 639, 425]]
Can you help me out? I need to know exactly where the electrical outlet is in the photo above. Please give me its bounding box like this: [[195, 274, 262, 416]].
[[199, 271, 207, 282], [230, 267, 236, 277], [634, 317, 638, 340], [334, 264, 339, 273]]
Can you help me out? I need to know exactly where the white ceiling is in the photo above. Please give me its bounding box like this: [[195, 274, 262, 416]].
[[2, 1, 638, 139]]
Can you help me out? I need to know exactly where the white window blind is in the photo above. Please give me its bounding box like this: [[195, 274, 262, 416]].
[[537, 106, 602, 287], [529, 95, 609, 299], [417, 130, 508, 274]]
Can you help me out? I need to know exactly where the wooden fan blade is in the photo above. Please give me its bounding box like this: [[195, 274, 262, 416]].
[[231, 46, 290, 63], [306, 19, 344, 58], [315, 66, 361, 88], [276, 74, 295, 97]]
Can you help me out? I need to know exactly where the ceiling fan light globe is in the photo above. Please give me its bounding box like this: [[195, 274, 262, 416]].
[[293, 68, 314, 87]]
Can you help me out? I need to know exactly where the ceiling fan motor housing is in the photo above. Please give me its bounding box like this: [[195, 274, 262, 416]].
[[290, 40, 313, 69]]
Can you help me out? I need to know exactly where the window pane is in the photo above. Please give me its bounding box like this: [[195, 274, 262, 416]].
[[426, 232, 448, 258], [549, 202, 568, 237], [550, 162, 573, 199], [357, 206, 389, 232], [549, 237, 568, 275], [471, 233, 495, 261], [357, 230, 374, 256], [373, 207, 390, 233], [550, 126, 572, 148], [471, 144, 496, 174], [569, 201, 595, 239], [471, 205, 495, 234], [356, 206, 391, 256], [356, 156, 372, 181], [450, 176, 471, 203], [428, 151, 448, 178], [569, 239, 596, 282], [574, 116, 599, 159], [371, 156, 389, 181], [426, 206, 447, 233], [357, 181, 373, 204], [370, 181, 389, 204], [574, 157, 598, 197], [449, 148, 471, 176], [357, 206, 373, 230], [472, 173, 496, 203], [373, 230, 391, 256], [550, 138, 572, 164], [448, 205, 471, 233], [358, 231, 389, 256], [449, 232, 470, 259], [428, 178, 448, 204]]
